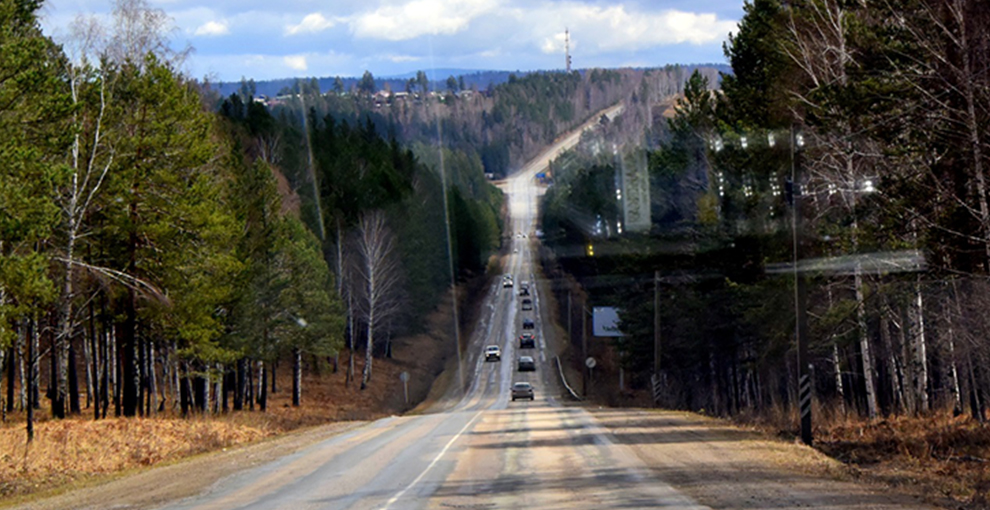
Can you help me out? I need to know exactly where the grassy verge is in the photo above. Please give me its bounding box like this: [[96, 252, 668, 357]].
[[0, 351, 399, 501]]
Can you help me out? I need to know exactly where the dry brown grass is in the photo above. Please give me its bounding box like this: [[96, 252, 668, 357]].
[[730, 403, 990, 508], [0, 350, 408, 500], [815, 411, 990, 508]]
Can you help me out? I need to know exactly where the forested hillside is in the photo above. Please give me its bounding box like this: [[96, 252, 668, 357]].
[[543, 0, 990, 455], [0, 0, 502, 442], [258, 66, 718, 181]]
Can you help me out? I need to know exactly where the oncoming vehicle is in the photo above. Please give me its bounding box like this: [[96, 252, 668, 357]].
[[502, 275, 513, 288], [519, 333, 535, 349], [511, 382, 534, 401], [485, 345, 501, 362], [517, 356, 535, 372]]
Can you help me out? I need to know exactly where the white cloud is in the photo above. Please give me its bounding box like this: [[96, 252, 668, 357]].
[[194, 20, 230, 36], [284, 55, 308, 71], [285, 13, 336, 36], [527, 3, 737, 54], [540, 31, 577, 55], [386, 54, 421, 63], [350, 0, 497, 41]]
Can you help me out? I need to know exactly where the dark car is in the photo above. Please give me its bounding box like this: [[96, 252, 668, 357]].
[[522, 318, 535, 330], [517, 356, 536, 371], [511, 382, 534, 401], [519, 333, 535, 349], [518, 287, 530, 297], [521, 298, 533, 311]]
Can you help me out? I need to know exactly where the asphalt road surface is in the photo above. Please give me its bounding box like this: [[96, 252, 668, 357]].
[[21, 106, 935, 510]]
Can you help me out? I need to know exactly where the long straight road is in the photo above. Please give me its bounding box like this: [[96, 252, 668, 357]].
[[149, 105, 702, 510], [19, 107, 936, 510]]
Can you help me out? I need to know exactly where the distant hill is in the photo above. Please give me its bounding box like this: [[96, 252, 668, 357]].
[[212, 64, 733, 99]]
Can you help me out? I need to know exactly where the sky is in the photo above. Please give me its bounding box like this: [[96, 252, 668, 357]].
[[38, 0, 743, 83]]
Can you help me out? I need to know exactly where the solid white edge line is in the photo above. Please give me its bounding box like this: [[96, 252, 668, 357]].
[[379, 410, 484, 509]]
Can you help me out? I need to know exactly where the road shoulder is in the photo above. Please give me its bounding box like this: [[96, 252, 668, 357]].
[[8, 421, 363, 510], [590, 407, 940, 509]]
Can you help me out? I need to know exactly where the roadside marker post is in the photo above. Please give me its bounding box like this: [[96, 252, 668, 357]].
[[400, 371, 409, 404]]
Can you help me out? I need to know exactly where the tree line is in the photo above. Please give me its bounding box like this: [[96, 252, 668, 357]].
[[544, 0, 990, 425], [0, 0, 503, 441]]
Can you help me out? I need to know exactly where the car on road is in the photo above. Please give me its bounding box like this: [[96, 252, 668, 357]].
[[485, 345, 501, 362], [502, 275, 513, 288], [518, 287, 530, 297], [517, 356, 535, 371], [511, 382, 534, 401], [522, 318, 535, 329], [519, 333, 535, 349], [521, 298, 533, 310]]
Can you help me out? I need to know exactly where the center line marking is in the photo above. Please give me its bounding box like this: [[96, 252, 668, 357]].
[[380, 410, 483, 509]]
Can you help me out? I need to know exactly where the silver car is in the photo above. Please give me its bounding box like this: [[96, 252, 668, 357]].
[[517, 356, 535, 372], [511, 382, 534, 401]]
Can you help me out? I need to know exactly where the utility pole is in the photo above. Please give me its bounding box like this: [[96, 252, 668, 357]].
[[654, 270, 661, 374], [791, 126, 812, 446], [567, 291, 572, 346], [582, 303, 588, 397]]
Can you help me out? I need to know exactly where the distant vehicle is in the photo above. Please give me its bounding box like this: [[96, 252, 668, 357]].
[[511, 382, 534, 401], [485, 345, 501, 362], [502, 275, 513, 288], [517, 356, 536, 372], [518, 287, 530, 297], [520, 281, 529, 289], [522, 318, 535, 329], [519, 333, 535, 349], [521, 298, 533, 311]]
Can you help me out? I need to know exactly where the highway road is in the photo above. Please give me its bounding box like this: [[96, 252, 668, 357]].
[[151, 105, 702, 510], [22, 107, 935, 510]]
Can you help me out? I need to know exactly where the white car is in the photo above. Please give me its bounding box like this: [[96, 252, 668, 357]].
[[485, 345, 502, 361]]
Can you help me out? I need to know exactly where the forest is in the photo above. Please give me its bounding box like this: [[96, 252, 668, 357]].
[[0, 0, 503, 442], [543, 0, 990, 432]]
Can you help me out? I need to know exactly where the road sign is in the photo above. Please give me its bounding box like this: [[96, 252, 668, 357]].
[[585, 357, 596, 369]]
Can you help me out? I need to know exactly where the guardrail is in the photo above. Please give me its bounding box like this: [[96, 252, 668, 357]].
[[555, 355, 583, 401]]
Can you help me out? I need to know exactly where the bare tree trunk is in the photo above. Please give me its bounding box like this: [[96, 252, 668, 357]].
[[362, 308, 374, 390], [83, 315, 93, 410], [855, 268, 878, 419], [68, 343, 80, 414], [907, 278, 928, 413], [292, 347, 301, 406], [880, 307, 903, 416], [827, 286, 845, 415], [149, 341, 158, 415], [18, 332, 26, 411], [945, 281, 963, 414], [5, 346, 14, 417], [0, 349, 5, 421], [258, 360, 267, 411], [26, 319, 38, 442]]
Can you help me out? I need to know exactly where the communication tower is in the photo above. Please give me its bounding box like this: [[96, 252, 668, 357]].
[[565, 28, 572, 72]]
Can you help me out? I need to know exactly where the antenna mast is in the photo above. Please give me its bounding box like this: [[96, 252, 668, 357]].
[[565, 28, 572, 72]]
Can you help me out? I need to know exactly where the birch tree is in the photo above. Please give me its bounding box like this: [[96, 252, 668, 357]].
[[784, 0, 882, 418], [353, 211, 401, 389]]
